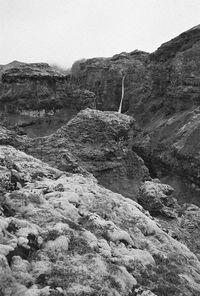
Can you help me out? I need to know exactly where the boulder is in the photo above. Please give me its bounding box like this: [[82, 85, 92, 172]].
[[23, 108, 150, 199], [138, 181, 180, 218]]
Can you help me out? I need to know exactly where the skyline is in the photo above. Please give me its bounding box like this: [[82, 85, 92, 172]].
[[0, 0, 200, 68]]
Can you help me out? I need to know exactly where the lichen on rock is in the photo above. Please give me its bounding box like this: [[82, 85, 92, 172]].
[[0, 145, 200, 295]]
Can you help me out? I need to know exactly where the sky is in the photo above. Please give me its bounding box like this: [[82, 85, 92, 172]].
[[0, 0, 200, 68]]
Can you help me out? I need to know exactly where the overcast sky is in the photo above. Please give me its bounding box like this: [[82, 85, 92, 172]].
[[0, 0, 200, 68]]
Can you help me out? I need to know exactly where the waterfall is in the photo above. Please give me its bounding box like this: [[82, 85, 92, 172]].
[[118, 75, 125, 114]]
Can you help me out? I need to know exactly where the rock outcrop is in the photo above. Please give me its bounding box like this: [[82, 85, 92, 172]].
[[71, 51, 151, 112], [138, 180, 180, 218], [0, 61, 95, 137], [1, 145, 200, 295], [71, 25, 200, 202], [136, 180, 200, 260], [23, 108, 150, 199], [0, 125, 24, 147], [154, 203, 200, 260], [132, 26, 200, 194]]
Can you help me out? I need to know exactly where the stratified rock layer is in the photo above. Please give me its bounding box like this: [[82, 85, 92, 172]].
[[71, 50, 151, 112], [0, 62, 96, 137]]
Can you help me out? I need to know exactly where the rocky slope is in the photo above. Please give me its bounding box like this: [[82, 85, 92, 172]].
[[71, 25, 200, 203], [1, 144, 200, 296], [0, 61, 95, 137], [1, 25, 200, 295]]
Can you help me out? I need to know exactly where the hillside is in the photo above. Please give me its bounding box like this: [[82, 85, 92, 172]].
[[1, 25, 200, 296]]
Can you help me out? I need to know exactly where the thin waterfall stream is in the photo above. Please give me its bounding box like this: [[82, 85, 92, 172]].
[[118, 75, 126, 113]]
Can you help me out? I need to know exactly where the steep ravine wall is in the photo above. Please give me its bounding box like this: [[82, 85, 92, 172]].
[[70, 50, 152, 113], [70, 26, 200, 204], [0, 62, 96, 137]]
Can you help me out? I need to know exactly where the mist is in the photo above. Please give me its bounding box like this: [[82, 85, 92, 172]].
[[1, 0, 200, 69]]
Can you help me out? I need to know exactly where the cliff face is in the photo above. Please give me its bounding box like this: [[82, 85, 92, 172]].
[[132, 26, 200, 201], [71, 26, 200, 118], [0, 61, 95, 137], [71, 26, 200, 202], [148, 25, 200, 116], [1, 26, 200, 201], [71, 51, 151, 112]]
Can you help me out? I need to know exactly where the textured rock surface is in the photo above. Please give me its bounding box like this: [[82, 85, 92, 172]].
[[2, 26, 200, 198], [23, 108, 150, 199], [132, 106, 200, 203], [1, 145, 200, 295], [0, 125, 24, 147], [71, 26, 200, 201], [138, 180, 180, 218], [0, 61, 96, 137], [156, 203, 200, 260], [131, 26, 200, 201], [1, 24, 200, 296], [71, 50, 151, 112], [135, 26, 200, 202]]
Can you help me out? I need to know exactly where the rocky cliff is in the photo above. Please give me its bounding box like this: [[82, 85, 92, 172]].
[[71, 25, 200, 204], [71, 50, 151, 112], [1, 25, 200, 295], [71, 26, 200, 118], [132, 25, 200, 203], [0, 61, 95, 137]]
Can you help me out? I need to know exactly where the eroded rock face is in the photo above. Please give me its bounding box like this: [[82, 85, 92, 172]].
[[155, 203, 200, 260], [131, 27, 200, 199], [71, 51, 151, 112], [2, 26, 200, 199], [0, 61, 96, 137], [132, 105, 200, 205], [1, 145, 200, 295], [71, 26, 200, 200], [23, 108, 150, 199], [0, 125, 24, 147], [138, 180, 180, 218]]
